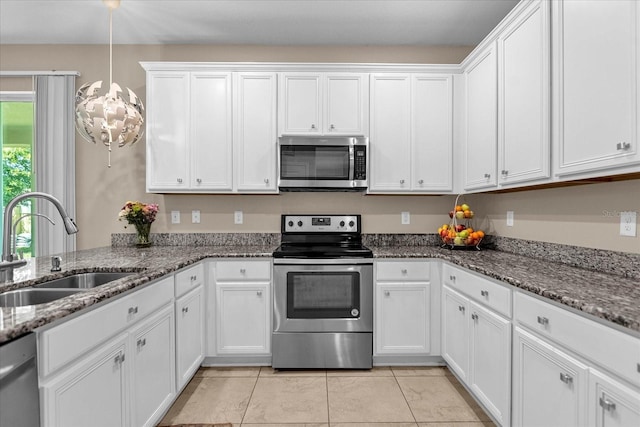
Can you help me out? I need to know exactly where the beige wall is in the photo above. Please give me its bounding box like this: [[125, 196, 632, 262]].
[[1, 44, 638, 254]]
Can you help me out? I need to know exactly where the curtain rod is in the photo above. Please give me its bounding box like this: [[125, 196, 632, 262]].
[[0, 71, 80, 77]]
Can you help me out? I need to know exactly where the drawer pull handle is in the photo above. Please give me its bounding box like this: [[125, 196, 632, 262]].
[[114, 354, 125, 365], [616, 142, 631, 150], [182, 307, 189, 313], [480, 290, 489, 297], [599, 397, 616, 412], [177, 178, 183, 183], [400, 179, 405, 184], [537, 316, 549, 326], [385, 291, 390, 297], [196, 178, 202, 183], [449, 275, 456, 282], [418, 179, 424, 184], [256, 290, 262, 297], [458, 305, 465, 312], [559, 373, 573, 384], [471, 313, 478, 320], [190, 275, 196, 281], [484, 173, 491, 179], [401, 269, 408, 274], [240, 268, 246, 274], [264, 178, 270, 184], [137, 338, 146, 347], [128, 306, 138, 315]]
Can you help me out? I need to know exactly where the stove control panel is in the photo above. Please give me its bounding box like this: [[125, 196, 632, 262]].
[[283, 215, 360, 233]]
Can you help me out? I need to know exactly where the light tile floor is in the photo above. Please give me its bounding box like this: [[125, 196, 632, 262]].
[[158, 366, 496, 427]]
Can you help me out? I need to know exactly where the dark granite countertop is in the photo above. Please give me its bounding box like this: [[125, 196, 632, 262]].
[[1, 243, 638, 345]]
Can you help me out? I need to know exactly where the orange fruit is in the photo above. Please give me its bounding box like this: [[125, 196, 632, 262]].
[[476, 230, 485, 239], [455, 205, 463, 212]]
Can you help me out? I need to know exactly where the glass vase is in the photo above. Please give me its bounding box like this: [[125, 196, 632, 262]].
[[134, 222, 152, 248]]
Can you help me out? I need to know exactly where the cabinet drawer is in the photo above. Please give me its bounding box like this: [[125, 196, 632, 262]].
[[442, 263, 511, 317], [175, 263, 204, 297], [376, 260, 430, 281], [39, 276, 174, 377], [515, 292, 640, 388], [215, 260, 271, 281]]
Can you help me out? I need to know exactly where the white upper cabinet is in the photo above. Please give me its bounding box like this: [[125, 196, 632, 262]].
[[497, 0, 551, 186], [279, 72, 368, 135], [146, 70, 233, 192], [370, 73, 453, 193], [234, 72, 278, 192], [463, 42, 499, 191], [553, 0, 640, 177]]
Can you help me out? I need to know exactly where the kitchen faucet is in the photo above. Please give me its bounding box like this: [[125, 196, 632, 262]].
[[1, 192, 78, 282]]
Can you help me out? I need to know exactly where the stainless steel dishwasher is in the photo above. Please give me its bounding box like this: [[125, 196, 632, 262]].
[[0, 333, 40, 427]]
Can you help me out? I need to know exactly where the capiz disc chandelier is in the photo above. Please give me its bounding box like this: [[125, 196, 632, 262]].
[[75, 0, 144, 168]]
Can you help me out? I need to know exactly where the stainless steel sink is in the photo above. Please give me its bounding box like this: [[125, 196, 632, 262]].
[[33, 272, 135, 289], [0, 288, 84, 307]]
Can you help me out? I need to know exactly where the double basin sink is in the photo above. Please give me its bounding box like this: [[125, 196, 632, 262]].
[[0, 272, 135, 308]]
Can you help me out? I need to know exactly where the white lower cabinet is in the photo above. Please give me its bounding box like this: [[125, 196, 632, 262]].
[[176, 286, 205, 389], [589, 368, 640, 427], [41, 335, 128, 427], [441, 263, 512, 426], [512, 326, 588, 427], [129, 306, 176, 427], [215, 260, 271, 355]]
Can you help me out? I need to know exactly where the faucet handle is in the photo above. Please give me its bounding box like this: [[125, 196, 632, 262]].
[[51, 256, 62, 272]]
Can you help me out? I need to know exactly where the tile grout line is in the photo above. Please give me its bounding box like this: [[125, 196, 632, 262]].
[[392, 368, 419, 426], [237, 367, 262, 426]]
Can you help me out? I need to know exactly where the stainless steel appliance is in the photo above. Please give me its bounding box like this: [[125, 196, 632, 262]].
[[0, 333, 40, 427], [272, 214, 373, 369], [277, 136, 368, 191]]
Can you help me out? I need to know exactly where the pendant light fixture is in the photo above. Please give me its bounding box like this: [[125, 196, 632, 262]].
[[75, 0, 144, 168]]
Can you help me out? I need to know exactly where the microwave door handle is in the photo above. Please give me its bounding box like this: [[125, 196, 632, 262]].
[[349, 146, 355, 181]]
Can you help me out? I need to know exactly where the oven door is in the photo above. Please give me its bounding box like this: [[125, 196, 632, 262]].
[[273, 259, 373, 333]]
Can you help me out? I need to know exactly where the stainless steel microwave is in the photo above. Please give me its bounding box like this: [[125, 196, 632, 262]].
[[277, 136, 368, 191]]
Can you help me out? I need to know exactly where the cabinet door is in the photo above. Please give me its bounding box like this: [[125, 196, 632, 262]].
[[589, 368, 640, 427], [463, 43, 498, 191], [280, 73, 322, 134], [369, 74, 411, 191], [498, 0, 550, 185], [325, 74, 368, 135], [176, 286, 205, 390], [41, 336, 128, 427], [412, 75, 454, 192], [375, 282, 430, 355], [512, 327, 588, 427], [554, 0, 640, 176], [234, 72, 278, 192], [468, 301, 511, 426], [190, 72, 233, 190], [442, 285, 469, 382], [146, 71, 189, 191], [216, 282, 270, 354], [130, 305, 175, 427]]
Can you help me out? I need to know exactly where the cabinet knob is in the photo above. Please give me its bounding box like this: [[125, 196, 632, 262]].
[[311, 124, 316, 129], [240, 268, 246, 274], [401, 269, 408, 274], [330, 124, 335, 130], [480, 290, 489, 297], [384, 290, 390, 296], [264, 178, 269, 184], [196, 178, 202, 183], [449, 275, 456, 282], [617, 142, 631, 150], [128, 306, 138, 315], [537, 316, 549, 326], [501, 170, 508, 176], [256, 290, 262, 297], [177, 178, 183, 183], [137, 338, 146, 348], [471, 313, 478, 320], [418, 179, 424, 184], [458, 305, 465, 312], [182, 306, 189, 313], [114, 353, 125, 365], [559, 373, 573, 384], [400, 179, 405, 184], [191, 275, 196, 281], [599, 397, 616, 412], [484, 173, 491, 179]]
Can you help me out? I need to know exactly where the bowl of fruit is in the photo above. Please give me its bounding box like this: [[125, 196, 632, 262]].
[[438, 197, 485, 250]]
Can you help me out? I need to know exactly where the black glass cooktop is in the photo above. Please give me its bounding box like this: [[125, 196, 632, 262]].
[[273, 243, 373, 259]]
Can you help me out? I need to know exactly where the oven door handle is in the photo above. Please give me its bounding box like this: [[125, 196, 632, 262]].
[[273, 258, 373, 265]]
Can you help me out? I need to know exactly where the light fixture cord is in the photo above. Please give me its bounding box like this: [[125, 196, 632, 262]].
[[108, 6, 113, 167]]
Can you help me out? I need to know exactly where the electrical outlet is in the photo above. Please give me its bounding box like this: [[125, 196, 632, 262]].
[[506, 211, 514, 227], [620, 211, 637, 237], [192, 210, 200, 224], [234, 211, 243, 225], [401, 211, 410, 225], [171, 210, 180, 224]]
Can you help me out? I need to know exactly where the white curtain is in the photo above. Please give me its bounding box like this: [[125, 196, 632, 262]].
[[34, 75, 76, 256]]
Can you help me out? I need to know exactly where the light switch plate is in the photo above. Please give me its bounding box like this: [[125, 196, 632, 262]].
[[171, 210, 180, 224], [234, 211, 243, 225], [401, 212, 410, 225], [620, 211, 637, 237], [192, 210, 200, 224], [506, 211, 514, 227]]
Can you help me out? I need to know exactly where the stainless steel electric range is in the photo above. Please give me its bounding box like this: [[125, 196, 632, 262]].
[[272, 214, 373, 369]]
